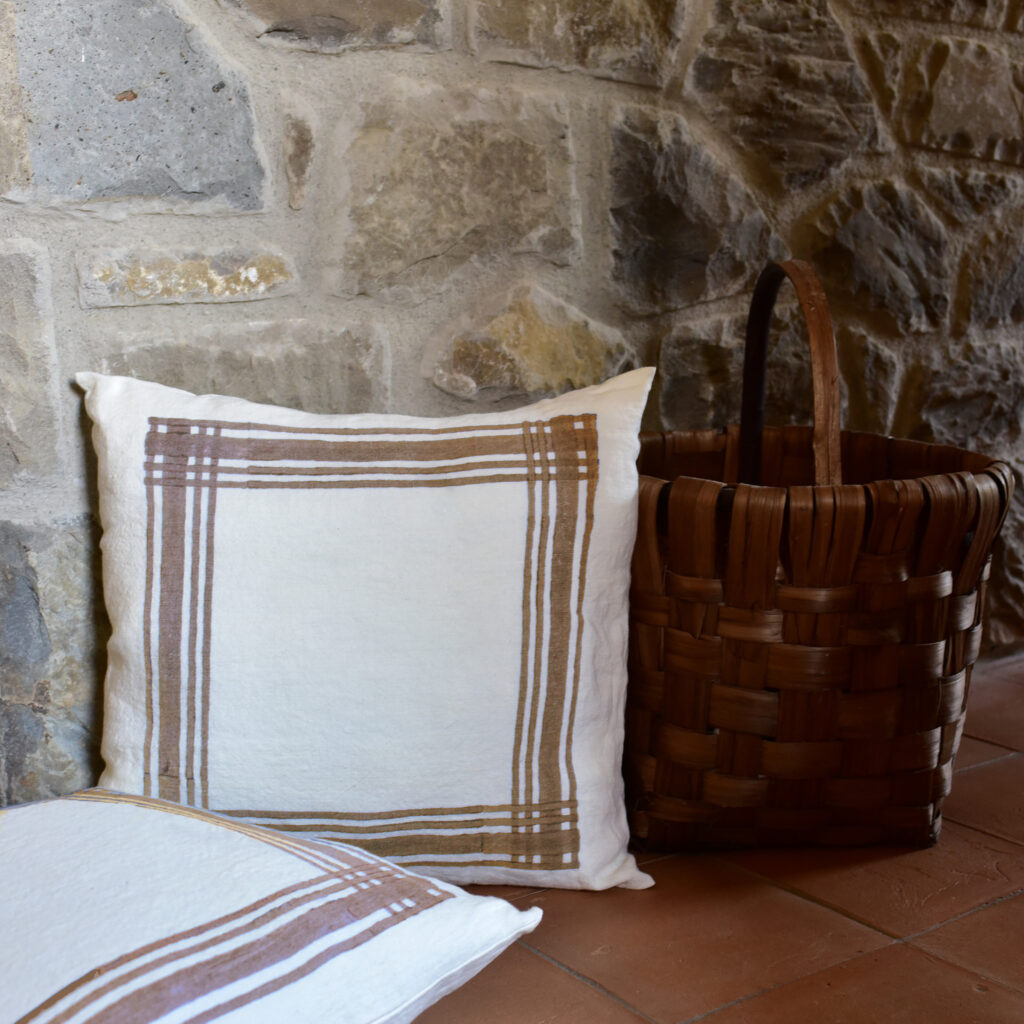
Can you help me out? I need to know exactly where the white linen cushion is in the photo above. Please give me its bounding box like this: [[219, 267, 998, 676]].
[[76, 368, 655, 890], [0, 789, 541, 1024]]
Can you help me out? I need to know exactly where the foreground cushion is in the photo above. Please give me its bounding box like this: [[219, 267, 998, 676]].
[[1, 789, 541, 1024], [77, 368, 654, 890]]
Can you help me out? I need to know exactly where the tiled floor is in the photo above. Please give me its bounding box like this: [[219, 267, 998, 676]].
[[418, 653, 1024, 1023]]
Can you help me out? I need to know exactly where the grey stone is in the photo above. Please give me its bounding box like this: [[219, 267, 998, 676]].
[[965, 230, 1024, 328], [687, 0, 881, 189], [100, 321, 388, 413], [915, 338, 1024, 454], [427, 284, 633, 401], [0, 518, 105, 806], [918, 167, 1024, 224], [11, 0, 264, 208], [610, 105, 782, 314], [284, 116, 315, 210], [0, 527, 50, 700], [471, 0, 682, 86], [658, 315, 745, 431], [859, 32, 1024, 165], [0, 240, 59, 486], [810, 182, 950, 333], [658, 305, 824, 433], [224, 0, 444, 51], [838, 328, 903, 436], [331, 83, 575, 297], [1, 701, 99, 806], [861, 1, 1023, 32], [77, 250, 297, 307]]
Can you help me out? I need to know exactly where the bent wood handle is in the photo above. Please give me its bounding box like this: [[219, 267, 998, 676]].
[[738, 260, 842, 487]]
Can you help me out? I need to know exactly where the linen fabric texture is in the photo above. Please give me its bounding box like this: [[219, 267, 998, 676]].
[[1, 790, 540, 1024], [77, 368, 655, 890]]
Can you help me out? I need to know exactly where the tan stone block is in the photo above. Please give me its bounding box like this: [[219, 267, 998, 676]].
[[99, 320, 388, 413], [471, 0, 681, 85], [284, 116, 315, 210], [77, 250, 298, 307], [227, 0, 444, 50], [0, 240, 59, 486], [330, 82, 575, 297], [427, 285, 632, 400], [0, 2, 31, 195]]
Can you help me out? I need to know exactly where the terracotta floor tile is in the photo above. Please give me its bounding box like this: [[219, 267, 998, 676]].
[[721, 821, 1024, 937], [942, 754, 1024, 844], [963, 656, 1024, 751], [515, 855, 888, 1024], [700, 945, 1024, 1024], [955, 735, 1016, 770], [913, 894, 1024, 993], [414, 943, 652, 1024]]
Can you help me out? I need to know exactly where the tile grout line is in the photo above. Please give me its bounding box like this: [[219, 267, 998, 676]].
[[940, 813, 1024, 842], [940, 812, 1024, 848], [900, 886, 1024, 944], [955, 741, 1020, 769], [672, 945, 905, 1024], [900, 943, 1024, 1000], [515, 939, 661, 1024], [712, 855, 905, 941]]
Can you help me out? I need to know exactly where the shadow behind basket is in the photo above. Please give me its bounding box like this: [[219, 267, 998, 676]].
[[626, 261, 1014, 850]]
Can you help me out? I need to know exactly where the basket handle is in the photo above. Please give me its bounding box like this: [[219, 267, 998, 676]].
[[738, 260, 842, 486]]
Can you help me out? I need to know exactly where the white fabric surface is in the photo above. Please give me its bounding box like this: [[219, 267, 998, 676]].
[[0, 790, 540, 1024], [77, 368, 655, 889]]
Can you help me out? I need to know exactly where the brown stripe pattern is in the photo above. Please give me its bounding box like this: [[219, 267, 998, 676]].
[[142, 414, 598, 871], [20, 790, 451, 1024]]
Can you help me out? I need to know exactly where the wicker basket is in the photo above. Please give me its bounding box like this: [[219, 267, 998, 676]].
[[625, 260, 1014, 849]]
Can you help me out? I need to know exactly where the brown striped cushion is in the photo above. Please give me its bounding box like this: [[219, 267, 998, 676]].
[[1, 789, 540, 1023], [76, 369, 654, 890]]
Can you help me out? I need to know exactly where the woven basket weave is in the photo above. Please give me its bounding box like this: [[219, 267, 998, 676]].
[[625, 260, 1014, 850]]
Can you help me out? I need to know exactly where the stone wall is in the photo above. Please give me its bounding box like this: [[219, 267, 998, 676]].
[[2, 0, 1022, 803]]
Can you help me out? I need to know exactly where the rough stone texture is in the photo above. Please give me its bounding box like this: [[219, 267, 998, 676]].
[[0, 2, 30, 194], [839, 328, 903, 436], [77, 250, 297, 307], [687, 0, 881, 189], [225, 0, 444, 51], [657, 306, 823, 433], [611, 105, 781, 314], [860, 32, 1024, 165], [0, 240, 59, 487], [427, 284, 633, 401], [332, 83, 575, 297], [809, 181, 951, 333], [285, 116, 315, 210], [100, 321, 388, 414], [863, 1, 1024, 32], [918, 166, 1024, 224], [0, 519, 104, 806], [11, 0, 264, 208], [471, 0, 681, 86], [965, 229, 1024, 328]]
